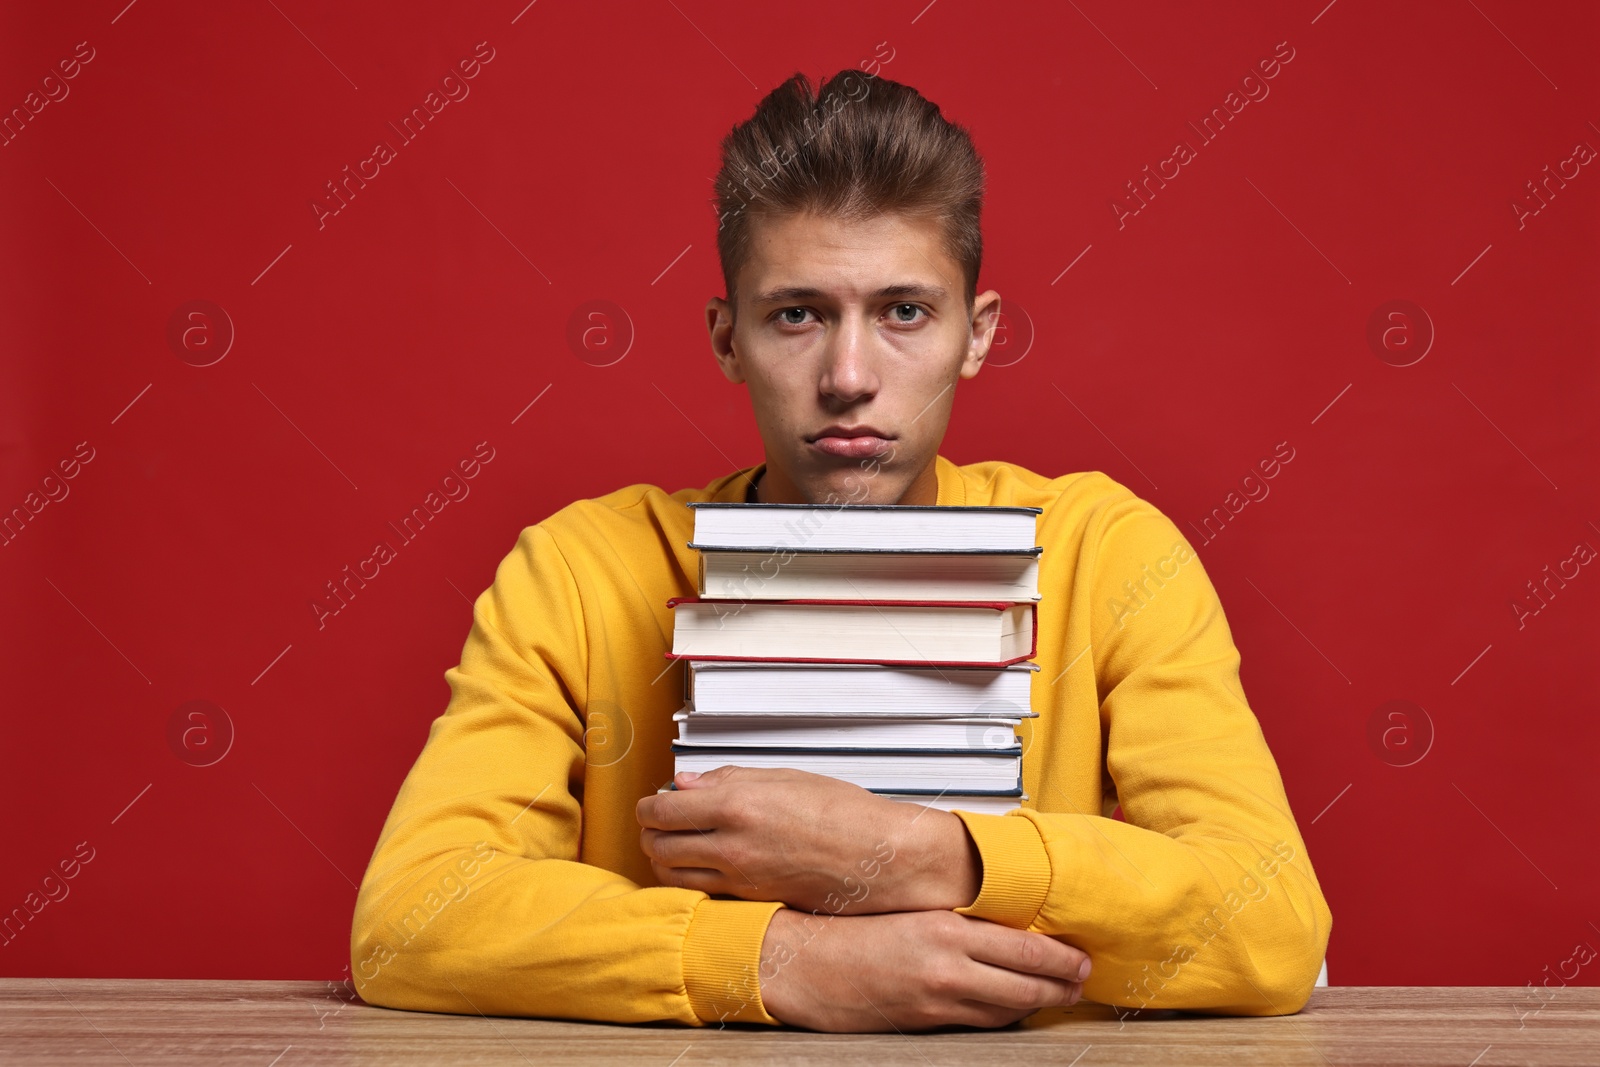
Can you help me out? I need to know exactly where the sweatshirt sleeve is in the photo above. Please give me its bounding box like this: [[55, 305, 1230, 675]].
[[349, 522, 787, 1025], [950, 494, 1332, 1016]]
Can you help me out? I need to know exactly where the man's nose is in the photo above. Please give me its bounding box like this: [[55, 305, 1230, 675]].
[[819, 319, 878, 402]]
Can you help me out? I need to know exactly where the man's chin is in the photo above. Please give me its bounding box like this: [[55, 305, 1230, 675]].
[[792, 465, 904, 507]]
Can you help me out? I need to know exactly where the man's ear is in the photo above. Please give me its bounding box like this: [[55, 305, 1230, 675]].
[[961, 289, 1003, 380], [706, 296, 745, 384]]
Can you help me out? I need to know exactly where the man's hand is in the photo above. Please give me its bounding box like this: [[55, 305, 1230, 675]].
[[635, 765, 980, 914], [756, 909, 1091, 1032]]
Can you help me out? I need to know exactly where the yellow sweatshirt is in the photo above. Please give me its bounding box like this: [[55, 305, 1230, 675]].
[[349, 455, 1332, 1025]]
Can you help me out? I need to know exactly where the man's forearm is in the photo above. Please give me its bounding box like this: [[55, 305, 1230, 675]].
[[640, 768, 985, 916], [951, 809, 1331, 1014]]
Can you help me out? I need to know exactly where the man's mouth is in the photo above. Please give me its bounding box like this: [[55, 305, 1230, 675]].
[[808, 424, 895, 459]]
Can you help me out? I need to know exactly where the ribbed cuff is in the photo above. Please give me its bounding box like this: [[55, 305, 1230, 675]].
[[682, 897, 788, 1026], [950, 811, 1051, 929]]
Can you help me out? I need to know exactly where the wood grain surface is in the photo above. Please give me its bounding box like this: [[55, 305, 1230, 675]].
[[0, 981, 1594, 1065]]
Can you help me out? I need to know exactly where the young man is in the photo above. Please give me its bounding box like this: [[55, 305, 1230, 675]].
[[350, 69, 1331, 1032]]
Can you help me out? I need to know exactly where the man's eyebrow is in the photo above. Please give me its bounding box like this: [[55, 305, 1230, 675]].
[[751, 283, 949, 305]]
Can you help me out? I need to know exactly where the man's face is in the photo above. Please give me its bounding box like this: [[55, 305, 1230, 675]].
[[706, 210, 1001, 507]]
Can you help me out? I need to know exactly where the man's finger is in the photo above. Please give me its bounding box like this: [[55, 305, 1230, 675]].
[[636, 783, 728, 830], [963, 920, 1092, 983], [651, 859, 728, 893], [639, 826, 721, 869], [959, 961, 1082, 1012]]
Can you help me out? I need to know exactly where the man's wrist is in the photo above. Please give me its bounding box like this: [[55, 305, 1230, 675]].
[[757, 909, 804, 1023], [900, 807, 982, 911]]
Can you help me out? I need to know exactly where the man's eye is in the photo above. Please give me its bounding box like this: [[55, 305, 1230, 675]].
[[890, 304, 925, 323], [778, 308, 812, 325]]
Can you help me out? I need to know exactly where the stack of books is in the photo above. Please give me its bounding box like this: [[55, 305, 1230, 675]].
[[661, 499, 1044, 815]]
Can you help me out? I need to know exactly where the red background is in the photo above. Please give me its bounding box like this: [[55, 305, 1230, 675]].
[[2, 0, 1595, 992]]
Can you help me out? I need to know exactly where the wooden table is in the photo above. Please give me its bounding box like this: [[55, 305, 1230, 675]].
[[0, 981, 1594, 1065]]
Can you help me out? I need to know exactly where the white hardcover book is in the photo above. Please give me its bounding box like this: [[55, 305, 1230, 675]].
[[687, 501, 1042, 552], [670, 746, 1022, 793], [673, 709, 1023, 750], [686, 660, 1039, 717], [666, 599, 1037, 666], [697, 548, 1042, 601], [655, 784, 1029, 817]]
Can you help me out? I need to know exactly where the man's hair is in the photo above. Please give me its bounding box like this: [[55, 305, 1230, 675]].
[[712, 69, 985, 317]]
